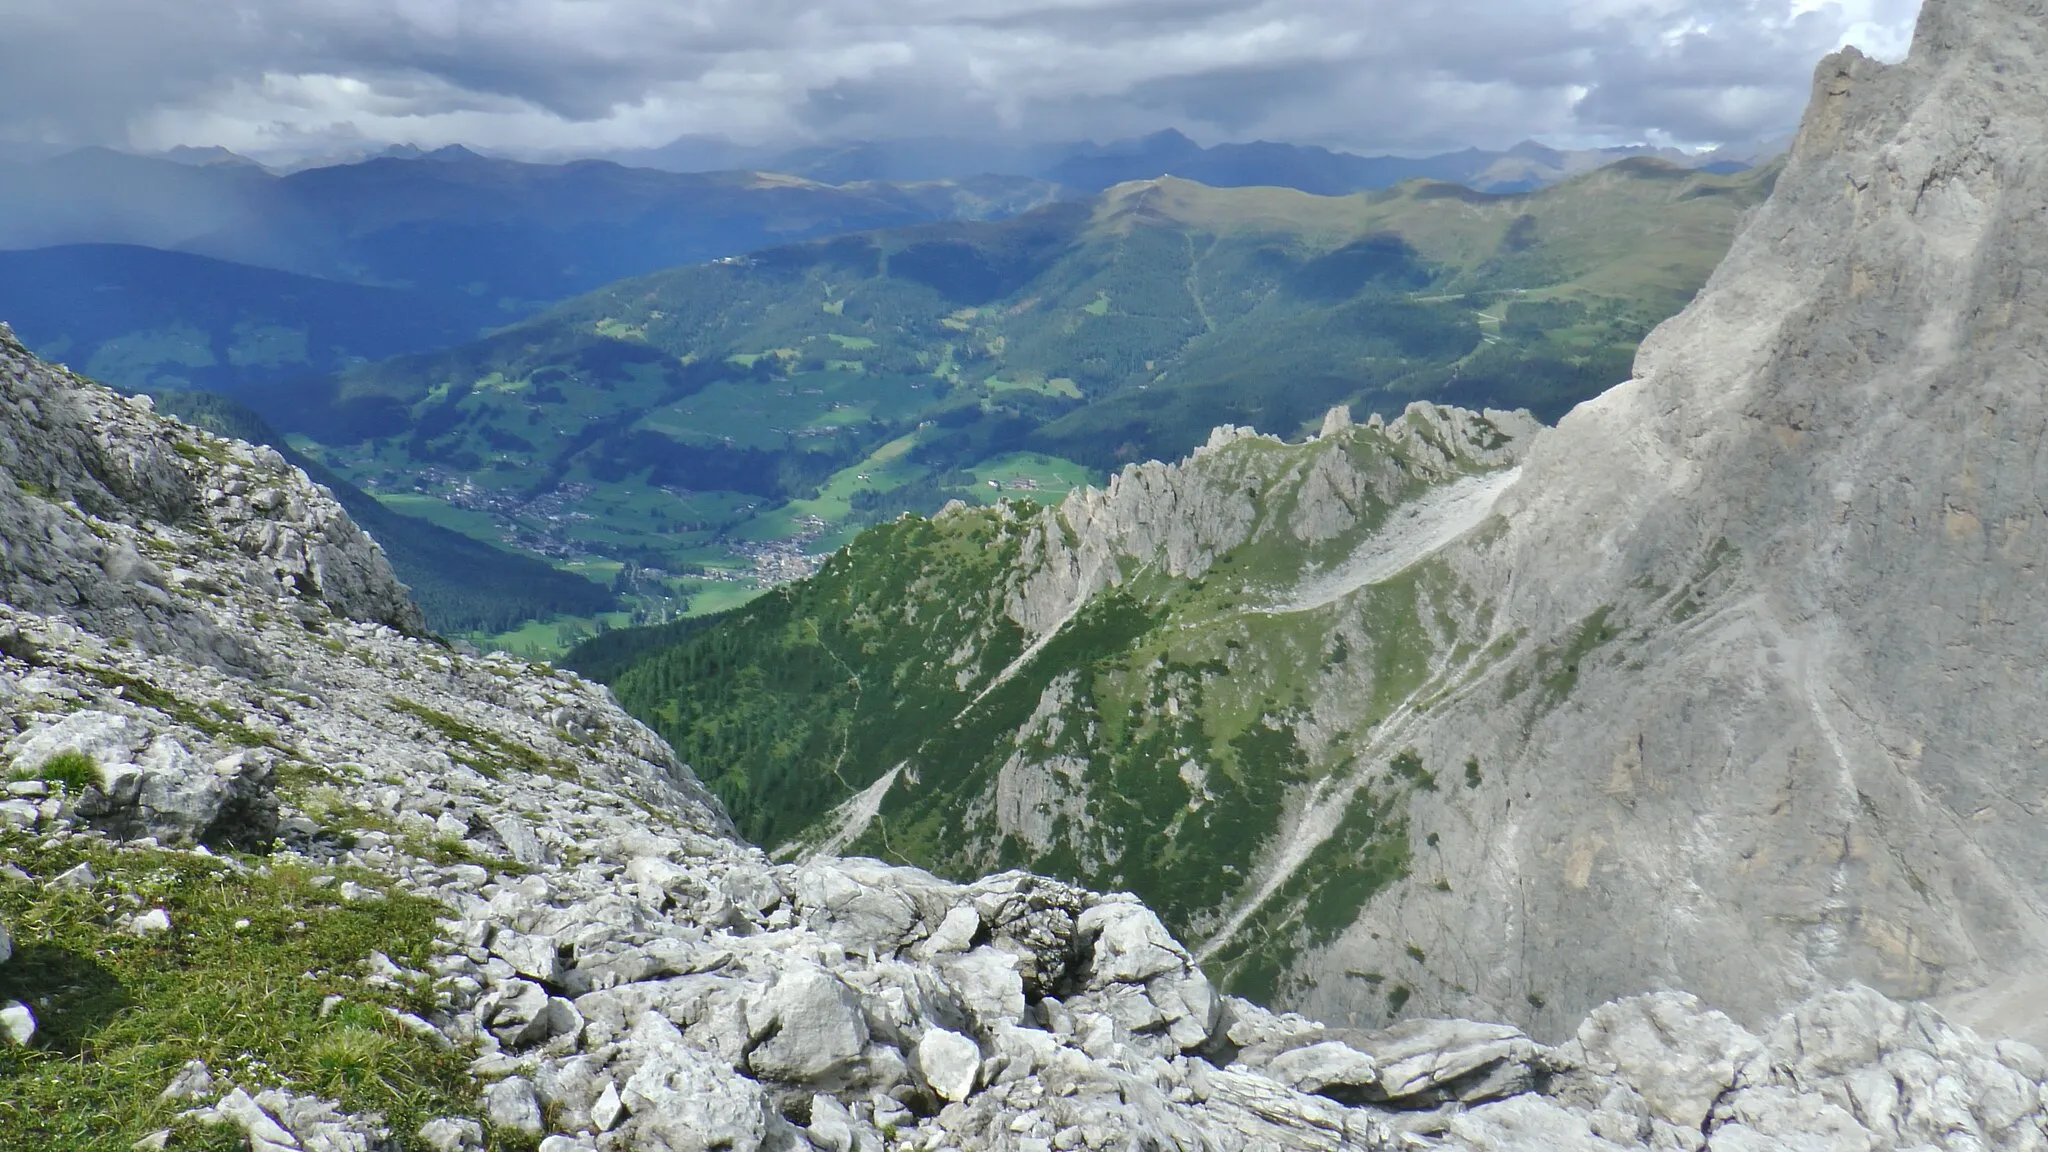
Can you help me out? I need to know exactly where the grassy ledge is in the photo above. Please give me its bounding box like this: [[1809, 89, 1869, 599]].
[[0, 832, 484, 1150]]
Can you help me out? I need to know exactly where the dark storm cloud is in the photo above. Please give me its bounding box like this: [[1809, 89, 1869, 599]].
[[0, 0, 1922, 159]]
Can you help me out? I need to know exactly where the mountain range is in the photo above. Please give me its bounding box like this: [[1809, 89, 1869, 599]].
[[0, 146, 1058, 311], [0, 145, 1771, 656], [607, 129, 1769, 195]]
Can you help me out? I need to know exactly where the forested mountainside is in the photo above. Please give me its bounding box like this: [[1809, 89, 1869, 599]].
[[576, 0, 2048, 1050], [0, 244, 494, 398], [576, 404, 1537, 1006]]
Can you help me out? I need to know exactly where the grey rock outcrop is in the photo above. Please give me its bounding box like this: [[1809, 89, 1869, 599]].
[[1004, 402, 1537, 640], [0, 335, 425, 661], [5, 709, 278, 848], [183, 1085, 396, 1152]]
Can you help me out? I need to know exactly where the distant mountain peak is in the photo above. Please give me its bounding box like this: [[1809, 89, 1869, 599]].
[[158, 145, 265, 169], [420, 144, 486, 163]]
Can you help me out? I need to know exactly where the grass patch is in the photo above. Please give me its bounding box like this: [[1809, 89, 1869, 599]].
[[13, 750, 98, 793], [1388, 748, 1438, 792], [75, 667, 281, 752], [170, 438, 233, 467], [0, 834, 480, 1148], [387, 698, 566, 782], [1506, 606, 1621, 713]]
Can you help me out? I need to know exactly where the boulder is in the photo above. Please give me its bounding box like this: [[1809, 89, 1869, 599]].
[[49, 862, 96, 890], [159, 1059, 215, 1102], [1148, 967, 1221, 1051], [1076, 901, 1188, 988], [478, 979, 553, 1049], [622, 1022, 784, 1152], [1263, 1041, 1381, 1104], [126, 908, 172, 936], [489, 929, 565, 987], [482, 1076, 543, 1137], [416, 1117, 485, 1152], [1576, 992, 1762, 1130], [214, 1087, 297, 1151], [1, 1000, 34, 1046], [254, 1087, 392, 1151], [0, 916, 11, 964], [792, 858, 951, 956], [922, 905, 981, 955], [744, 966, 871, 1085], [915, 1027, 982, 1103], [806, 1094, 862, 1152], [939, 947, 1027, 1032], [1358, 1018, 1543, 1106], [1449, 1095, 1637, 1152], [485, 812, 545, 867], [8, 712, 277, 849]]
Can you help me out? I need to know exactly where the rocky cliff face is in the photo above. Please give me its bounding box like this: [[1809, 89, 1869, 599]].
[[8, 299, 2048, 1147], [1277, 0, 2048, 1041]]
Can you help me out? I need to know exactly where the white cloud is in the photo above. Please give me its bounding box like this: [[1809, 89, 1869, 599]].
[[0, 0, 1925, 160]]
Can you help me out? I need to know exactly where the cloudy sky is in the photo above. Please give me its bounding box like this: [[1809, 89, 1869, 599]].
[[0, 0, 1922, 161]]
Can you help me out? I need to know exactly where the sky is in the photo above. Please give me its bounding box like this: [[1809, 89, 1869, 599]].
[[0, 0, 1923, 163]]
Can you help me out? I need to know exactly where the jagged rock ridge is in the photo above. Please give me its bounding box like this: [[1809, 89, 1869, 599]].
[[590, 398, 1543, 962]]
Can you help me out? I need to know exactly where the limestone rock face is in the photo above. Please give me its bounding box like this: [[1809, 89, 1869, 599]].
[[602, 1, 2048, 1054], [0, 333, 425, 661], [1253, 0, 2048, 1041], [1004, 403, 1537, 640]]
